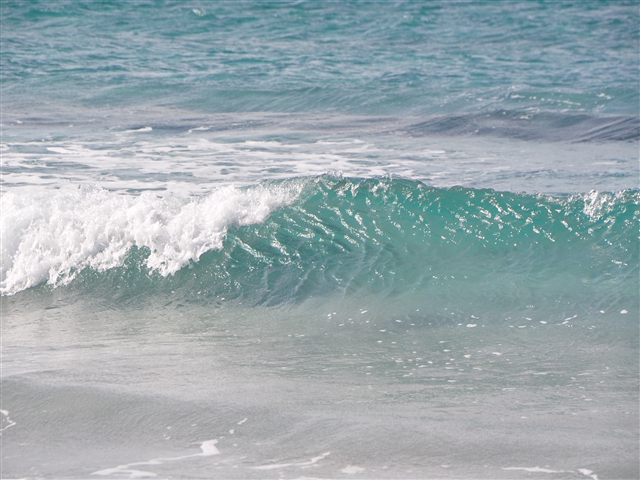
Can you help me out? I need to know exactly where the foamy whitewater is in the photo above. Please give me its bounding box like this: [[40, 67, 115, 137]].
[[1, 1, 638, 479]]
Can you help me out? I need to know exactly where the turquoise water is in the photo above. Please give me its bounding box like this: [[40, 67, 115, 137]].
[[1, 1, 639, 479], [3, 1, 639, 119], [3, 178, 638, 311]]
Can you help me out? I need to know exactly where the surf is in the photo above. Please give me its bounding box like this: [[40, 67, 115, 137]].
[[3, 177, 637, 325]]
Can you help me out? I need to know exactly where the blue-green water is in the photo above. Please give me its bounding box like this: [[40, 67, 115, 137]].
[[1, 1, 638, 479], [3, 1, 639, 119]]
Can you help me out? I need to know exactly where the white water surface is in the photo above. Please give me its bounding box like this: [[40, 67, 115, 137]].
[[2, 113, 637, 197]]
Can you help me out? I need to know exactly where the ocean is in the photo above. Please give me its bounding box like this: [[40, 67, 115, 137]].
[[1, 1, 638, 479]]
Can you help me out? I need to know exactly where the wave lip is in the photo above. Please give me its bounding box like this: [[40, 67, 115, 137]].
[[0, 181, 303, 296]]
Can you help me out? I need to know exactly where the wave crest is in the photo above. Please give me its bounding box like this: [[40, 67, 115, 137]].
[[2, 176, 638, 304], [1, 181, 303, 295]]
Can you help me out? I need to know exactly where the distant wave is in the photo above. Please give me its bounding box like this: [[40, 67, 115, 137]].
[[405, 112, 640, 142]]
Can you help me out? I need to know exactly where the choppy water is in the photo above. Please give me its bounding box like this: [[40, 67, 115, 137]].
[[1, 1, 638, 479]]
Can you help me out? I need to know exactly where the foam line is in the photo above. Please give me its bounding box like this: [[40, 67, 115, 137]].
[[252, 452, 331, 470], [503, 466, 598, 479], [0, 410, 17, 435], [92, 440, 219, 478], [503, 467, 567, 473]]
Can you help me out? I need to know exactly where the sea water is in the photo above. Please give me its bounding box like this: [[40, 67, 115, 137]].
[[1, 1, 638, 479]]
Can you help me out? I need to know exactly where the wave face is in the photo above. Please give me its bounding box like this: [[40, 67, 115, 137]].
[[4, 176, 638, 321]]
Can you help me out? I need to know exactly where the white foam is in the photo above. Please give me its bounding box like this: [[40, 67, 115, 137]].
[[503, 466, 598, 479], [4, 130, 635, 198], [1, 183, 301, 295], [198, 439, 220, 456], [578, 468, 598, 480], [92, 440, 219, 478], [341, 465, 365, 474], [125, 126, 153, 132], [0, 410, 16, 435], [252, 452, 330, 470], [503, 466, 566, 473]]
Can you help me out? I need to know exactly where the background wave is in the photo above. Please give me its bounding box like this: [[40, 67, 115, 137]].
[[3, 0, 638, 136]]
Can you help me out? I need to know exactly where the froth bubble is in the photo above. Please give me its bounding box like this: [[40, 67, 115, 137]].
[[1, 182, 302, 295]]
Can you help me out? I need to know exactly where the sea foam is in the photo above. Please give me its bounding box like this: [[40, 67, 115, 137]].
[[1, 182, 302, 295]]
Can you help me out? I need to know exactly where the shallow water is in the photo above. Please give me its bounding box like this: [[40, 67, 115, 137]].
[[1, 1, 638, 478]]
